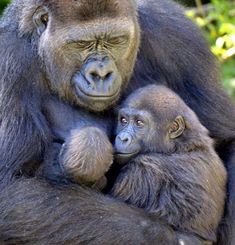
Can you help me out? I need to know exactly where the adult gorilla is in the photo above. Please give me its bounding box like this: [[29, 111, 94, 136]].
[[0, 0, 234, 244]]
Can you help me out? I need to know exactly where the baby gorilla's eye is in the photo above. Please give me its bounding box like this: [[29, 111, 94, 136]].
[[136, 119, 144, 127], [120, 117, 128, 126]]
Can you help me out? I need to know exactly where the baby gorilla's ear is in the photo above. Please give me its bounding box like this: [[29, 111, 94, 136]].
[[168, 116, 186, 139]]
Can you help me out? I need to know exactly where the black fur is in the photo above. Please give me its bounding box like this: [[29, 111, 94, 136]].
[[0, 0, 234, 244]]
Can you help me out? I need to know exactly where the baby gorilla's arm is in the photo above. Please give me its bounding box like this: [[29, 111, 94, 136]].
[[42, 127, 113, 189], [110, 152, 226, 244]]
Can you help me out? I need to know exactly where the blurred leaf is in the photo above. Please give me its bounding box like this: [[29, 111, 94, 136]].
[[0, 0, 10, 14], [186, 0, 235, 100]]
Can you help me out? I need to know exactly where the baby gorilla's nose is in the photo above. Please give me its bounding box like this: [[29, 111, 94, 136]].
[[114, 132, 140, 165], [117, 132, 132, 146]]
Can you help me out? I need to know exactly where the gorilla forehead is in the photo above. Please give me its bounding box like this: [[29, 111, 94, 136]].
[[74, 0, 120, 20], [123, 85, 187, 117], [19, 0, 137, 38], [123, 85, 208, 133], [45, 0, 136, 22]]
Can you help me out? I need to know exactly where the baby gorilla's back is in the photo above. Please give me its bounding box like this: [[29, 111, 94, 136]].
[[111, 85, 227, 244]]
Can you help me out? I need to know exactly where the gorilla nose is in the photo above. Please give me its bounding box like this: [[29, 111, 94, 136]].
[[116, 132, 132, 147], [74, 55, 122, 99], [84, 56, 116, 90], [89, 69, 113, 83]]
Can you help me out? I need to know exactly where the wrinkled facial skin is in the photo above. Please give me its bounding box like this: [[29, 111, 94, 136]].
[[115, 108, 156, 164], [33, 0, 140, 112]]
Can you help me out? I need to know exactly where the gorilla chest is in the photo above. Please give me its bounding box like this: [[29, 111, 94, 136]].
[[43, 97, 112, 141]]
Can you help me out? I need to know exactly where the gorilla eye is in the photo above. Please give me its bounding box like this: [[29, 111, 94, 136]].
[[76, 41, 94, 50], [107, 36, 128, 46], [136, 120, 144, 127], [120, 117, 128, 126]]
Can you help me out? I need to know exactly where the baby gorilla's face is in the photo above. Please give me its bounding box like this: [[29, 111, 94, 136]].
[[114, 105, 187, 164], [114, 108, 154, 164]]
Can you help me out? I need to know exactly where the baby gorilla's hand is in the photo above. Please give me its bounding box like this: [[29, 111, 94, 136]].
[[59, 127, 113, 187]]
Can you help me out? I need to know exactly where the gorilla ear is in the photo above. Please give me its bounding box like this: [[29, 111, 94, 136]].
[[33, 7, 49, 36], [168, 116, 186, 139]]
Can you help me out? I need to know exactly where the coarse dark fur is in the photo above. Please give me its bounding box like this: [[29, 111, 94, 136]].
[[39, 97, 113, 189], [0, 0, 234, 244], [111, 85, 227, 244]]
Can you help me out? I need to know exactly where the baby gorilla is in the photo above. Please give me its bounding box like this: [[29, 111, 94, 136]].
[[110, 85, 227, 244]]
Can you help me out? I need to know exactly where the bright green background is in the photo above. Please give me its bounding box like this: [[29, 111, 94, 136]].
[[0, 0, 9, 12], [1, 0, 235, 100]]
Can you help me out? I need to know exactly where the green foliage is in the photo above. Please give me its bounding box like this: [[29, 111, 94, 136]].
[[0, 0, 10, 14], [187, 0, 235, 100]]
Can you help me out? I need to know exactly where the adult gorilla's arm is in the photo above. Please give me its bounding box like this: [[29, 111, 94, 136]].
[[0, 179, 177, 245]]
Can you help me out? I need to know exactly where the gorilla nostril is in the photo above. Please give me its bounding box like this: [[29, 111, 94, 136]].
[[90, 72, 100, 81], [105, 72, 113, 79], [123, 138, 129, 143], [90, 71, 113, 82], [105, 72, 113, 81]]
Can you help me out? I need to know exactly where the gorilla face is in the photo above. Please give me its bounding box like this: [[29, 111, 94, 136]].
[[114, 85, 203, 164], [32, 0, 140, 112], [115, 108, 153, 164]]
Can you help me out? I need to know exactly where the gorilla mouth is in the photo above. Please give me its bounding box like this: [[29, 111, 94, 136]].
[[79, 86, 120, 99], [73, 72, 121, 102], [74, 82, 121, 112], [115, 151, 139, 159], [116, 152, 138, 156], [115, 152, 139, 165]]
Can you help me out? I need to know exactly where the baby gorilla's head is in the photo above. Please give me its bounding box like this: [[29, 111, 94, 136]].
[[114, 85, 209, 164]]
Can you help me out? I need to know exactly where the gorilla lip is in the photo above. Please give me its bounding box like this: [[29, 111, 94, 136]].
[[115, 152, 139, 157], [75, 83, 121, 100], [115, 152, 139, 165]]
